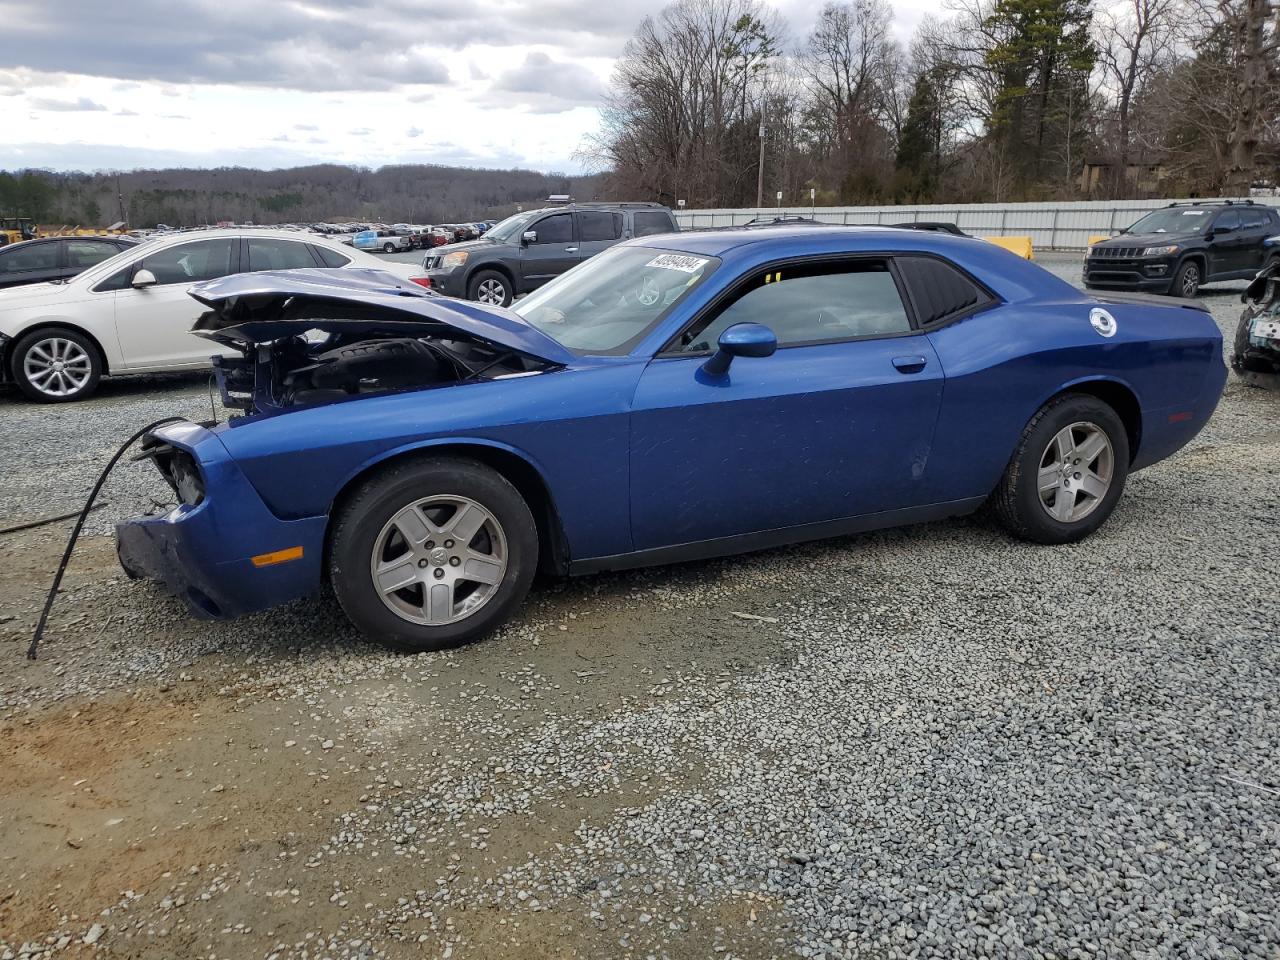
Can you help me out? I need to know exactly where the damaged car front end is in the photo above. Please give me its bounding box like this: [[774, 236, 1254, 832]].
[[115, 268, 572, 620], [1234, 252, 1280, 390], [189, 268, 570, 415]]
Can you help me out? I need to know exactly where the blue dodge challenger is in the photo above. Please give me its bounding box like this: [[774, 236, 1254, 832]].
[[117, 225, 1226, 651]]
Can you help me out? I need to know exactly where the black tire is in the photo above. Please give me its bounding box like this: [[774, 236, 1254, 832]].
[[992, 393, 1130, 545], [328, 457, 538, 653], [467, 269, 513, 307], [11, 327, 102, 403], [1232, 308, 1254, 374], [382, 242, 396, 253], [1172, 259, 1201, 298]]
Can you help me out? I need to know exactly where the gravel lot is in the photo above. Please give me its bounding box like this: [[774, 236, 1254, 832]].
[[1, 252, 1277, 959]]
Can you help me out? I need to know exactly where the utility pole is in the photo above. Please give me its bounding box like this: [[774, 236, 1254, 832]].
[[755, 122, 766, 210]]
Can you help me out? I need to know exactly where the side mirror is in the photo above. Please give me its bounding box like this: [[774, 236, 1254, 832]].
[[131, 268, 157, 288], [521, 230, 537, 246], [702, 322, 777, 376], [1213, 224, 1234, 236]]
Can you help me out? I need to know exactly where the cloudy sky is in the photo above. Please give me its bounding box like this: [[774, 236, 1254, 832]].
[[0, 0, 932, 174]]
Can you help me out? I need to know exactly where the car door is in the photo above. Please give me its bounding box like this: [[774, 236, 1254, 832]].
[[575, 210, 622, 262], [1238, 208, 1272, 273], [110, 236, 241, 368], [0, 240, 63, 288], [1207, 209, 1242, 277], [628, 257, 944, 551], [519, 212, 578, 289]]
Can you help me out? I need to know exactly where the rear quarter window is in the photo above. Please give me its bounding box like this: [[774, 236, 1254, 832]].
[[632, 211, 676, 237], [894, 256, 993, 327]]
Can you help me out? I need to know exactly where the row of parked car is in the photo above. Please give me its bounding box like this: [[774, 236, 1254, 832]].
[[348, 222, 495, 253], [2, 198, 1277, 403], [0, 202, 682, 401]]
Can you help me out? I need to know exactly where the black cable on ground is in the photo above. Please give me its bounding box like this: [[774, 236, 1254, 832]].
[[27, 417, 187, 661], [0, 502, 108, 537]]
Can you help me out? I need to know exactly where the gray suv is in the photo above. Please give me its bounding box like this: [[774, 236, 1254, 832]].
[[421, 202, 678, 305]]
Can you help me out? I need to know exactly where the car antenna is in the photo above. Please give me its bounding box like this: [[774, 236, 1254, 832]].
[[27, 417, 186, 660]]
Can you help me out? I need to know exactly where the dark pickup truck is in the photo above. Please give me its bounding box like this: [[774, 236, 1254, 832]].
[[1084, 200, 1280, 298], [421, 202, 678, 306]]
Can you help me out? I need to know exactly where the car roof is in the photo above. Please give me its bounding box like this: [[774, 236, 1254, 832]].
[[628, 224, 1080, 304]]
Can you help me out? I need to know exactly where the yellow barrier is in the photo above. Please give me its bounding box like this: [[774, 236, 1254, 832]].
[[984, 236, 1034, 260], [37, 226, 130, 238], [1086, 234, 1110, 247]]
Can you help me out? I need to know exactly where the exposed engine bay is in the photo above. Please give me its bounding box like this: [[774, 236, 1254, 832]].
[[208, 327, 547, 413], [1234, 259, 1280, 390], [185, 270, 565, 415]]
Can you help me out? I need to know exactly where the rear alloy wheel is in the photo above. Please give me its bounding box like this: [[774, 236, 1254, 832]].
[[993, 394, 1129, 544], [12, 329, 102, 402], [468, 270, 513, 307], [383, 242, 396, 253], [329, 457, 538, 652], [1173, 260, 1201, 298]]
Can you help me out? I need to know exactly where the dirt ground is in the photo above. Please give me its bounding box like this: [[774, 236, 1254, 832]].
[[2, 527, 796, 958]]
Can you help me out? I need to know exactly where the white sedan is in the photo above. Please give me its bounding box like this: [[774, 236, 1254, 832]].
[[0, 229, 431, 402]]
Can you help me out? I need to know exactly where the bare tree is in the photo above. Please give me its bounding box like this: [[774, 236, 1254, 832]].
[[1222, 0, 1280, 191], [1094, 0, 1182, 195], [799, 0, 900, 199], [591, 0, 784, 206]]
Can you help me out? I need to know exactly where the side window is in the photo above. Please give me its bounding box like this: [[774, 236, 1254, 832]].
[[66, 240, 120, 269], [893, 256, 992, 326], [312, 244, 351, 268], [1241, 208, 1269, 229], [0, 243, 58, 272], [247, 238, 320, 272], [675, 260, 911, 353], [137, 239, 237, 286], [633, 211, 675, 237], [532, 214, 572, 245], [579, 211, 621, 242], [1214, 210, 1241, 233]]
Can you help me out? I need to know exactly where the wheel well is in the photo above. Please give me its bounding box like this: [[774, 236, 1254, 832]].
[[328, 444, 570, 576], [1053, 381, 1142, 462], [1178, 252, 1206, 272], [10, 322, 110, 375]]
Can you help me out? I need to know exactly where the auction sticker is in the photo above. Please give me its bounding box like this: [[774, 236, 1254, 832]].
[[646, 254, 708, 273]]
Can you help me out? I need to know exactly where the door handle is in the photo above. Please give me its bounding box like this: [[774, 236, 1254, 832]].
[[564, 246, 579, 253], [892, 355, 928, 373]]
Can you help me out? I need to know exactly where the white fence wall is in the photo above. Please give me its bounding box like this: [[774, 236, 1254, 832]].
[[673, 197, 1276, 250]]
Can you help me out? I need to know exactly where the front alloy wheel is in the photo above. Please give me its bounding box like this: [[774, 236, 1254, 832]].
[[1175, 261, 1200, 298], [12, 329, 102, 402], [371, 495, 508, 626], [329, 457, 538, 652], [468, 270, 513, 307]]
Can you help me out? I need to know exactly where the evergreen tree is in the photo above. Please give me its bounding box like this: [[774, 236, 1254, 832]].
[[894, 71, 943, 200], [983, 0, 1096, 189]]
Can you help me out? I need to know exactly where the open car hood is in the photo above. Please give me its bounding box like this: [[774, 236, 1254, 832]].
[[187, 268, 575, 366]]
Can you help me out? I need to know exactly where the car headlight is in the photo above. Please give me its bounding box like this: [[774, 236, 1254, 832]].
[[441, 251, 469, 269], [1144, 245, 1179, 257]]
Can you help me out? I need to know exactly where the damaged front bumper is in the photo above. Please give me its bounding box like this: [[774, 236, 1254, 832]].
[[116, 420, 327, 619], [1235, 257, 1280, 389]]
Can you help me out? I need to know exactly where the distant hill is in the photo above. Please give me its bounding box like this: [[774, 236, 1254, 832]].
[[0, 164, 610, 229]]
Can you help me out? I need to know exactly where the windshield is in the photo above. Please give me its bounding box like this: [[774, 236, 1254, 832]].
[[513, 245, 718, 354], [1126, 208, 1212, 234], [485, 211, 539, 244]]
